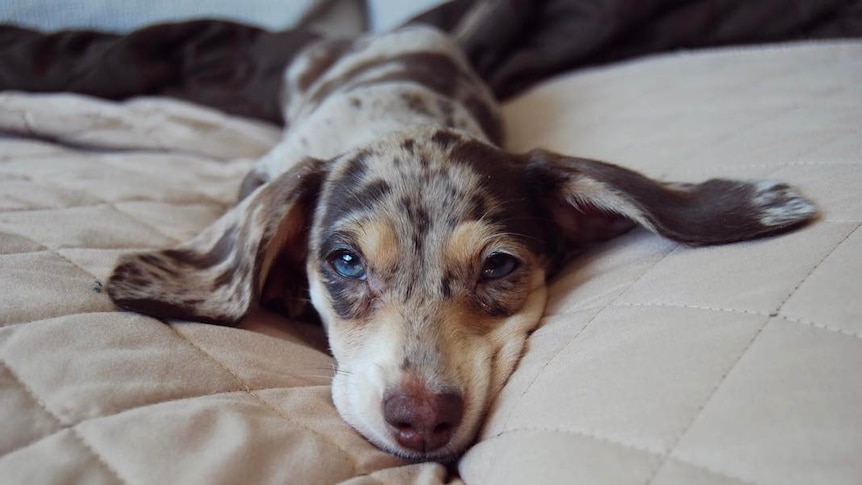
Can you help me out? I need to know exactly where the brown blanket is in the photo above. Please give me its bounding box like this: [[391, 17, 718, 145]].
[[417, 0, 862, 98], [0, 21, 319, 124], [1, 0, 860, 124]]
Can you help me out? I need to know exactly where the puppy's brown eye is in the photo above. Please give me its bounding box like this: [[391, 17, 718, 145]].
[[480, 253, 519, 281], [329, 249, 367, 279]]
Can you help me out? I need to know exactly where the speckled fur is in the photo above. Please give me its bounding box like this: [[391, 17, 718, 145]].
[[107, 26, 817, 461], [245, 26, 502, 196]]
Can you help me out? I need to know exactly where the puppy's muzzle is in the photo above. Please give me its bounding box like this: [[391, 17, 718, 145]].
[[383, 383, 464, 453]]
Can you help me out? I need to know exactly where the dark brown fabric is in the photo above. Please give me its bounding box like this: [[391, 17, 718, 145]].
[[0, 20, 319, 124], [1, 0, 860, 124], [414, 0, 862, 99]]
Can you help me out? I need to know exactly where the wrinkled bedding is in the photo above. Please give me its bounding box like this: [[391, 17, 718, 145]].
[[2, 0, 860, 124], [1, 41, 861, 484], [421, 0, 862, 98]]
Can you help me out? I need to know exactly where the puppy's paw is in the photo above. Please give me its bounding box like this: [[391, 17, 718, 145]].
[[750, 180, 818, 227]]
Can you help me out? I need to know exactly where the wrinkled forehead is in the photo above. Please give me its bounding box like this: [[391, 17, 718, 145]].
[[310, 131, 542, 254]]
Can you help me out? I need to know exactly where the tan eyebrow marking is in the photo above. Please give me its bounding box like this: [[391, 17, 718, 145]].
[[445, 220, 498, 265], [357, 218, 400, 275]]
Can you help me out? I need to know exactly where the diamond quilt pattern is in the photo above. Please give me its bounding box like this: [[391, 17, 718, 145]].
[[1, 42, 861, 484], [462, 41, 862, 485]]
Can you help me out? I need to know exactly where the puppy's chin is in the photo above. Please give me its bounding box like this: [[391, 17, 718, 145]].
[[329, 363, 393, 453]]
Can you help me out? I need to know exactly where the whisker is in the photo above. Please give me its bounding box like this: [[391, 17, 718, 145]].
[[291, 374, 334, 381]]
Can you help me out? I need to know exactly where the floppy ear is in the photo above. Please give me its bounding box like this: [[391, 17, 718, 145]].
[[107, 158, 327, 325], [524, 149, 817, 248]]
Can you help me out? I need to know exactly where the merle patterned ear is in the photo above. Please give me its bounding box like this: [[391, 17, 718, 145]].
[[107, 158, 326, 325], [525, 149, 818, 248]]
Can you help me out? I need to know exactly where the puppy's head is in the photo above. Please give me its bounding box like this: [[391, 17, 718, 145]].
[[108, 128, 816, 460], [304, 130, 551, 460]]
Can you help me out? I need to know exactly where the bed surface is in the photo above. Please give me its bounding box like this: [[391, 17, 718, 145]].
[[1, 41, 860, 484]]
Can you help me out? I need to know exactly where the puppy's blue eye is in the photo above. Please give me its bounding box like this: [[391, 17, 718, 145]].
[[481, 253, 519, 281], [329, 250, 366, 279]]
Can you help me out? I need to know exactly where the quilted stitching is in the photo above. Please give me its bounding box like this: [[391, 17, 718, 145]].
[[1, 42, 860, 484], [461, 42, 862, 485], [0, 359, 125, 483], [0, 97, 410, 484], [643, 222, 860, 484]]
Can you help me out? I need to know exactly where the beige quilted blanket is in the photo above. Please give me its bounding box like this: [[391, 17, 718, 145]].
[[2, 41, 860, 484]]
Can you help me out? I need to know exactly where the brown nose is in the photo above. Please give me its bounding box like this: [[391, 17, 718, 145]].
[[382, 388, 464, 453]]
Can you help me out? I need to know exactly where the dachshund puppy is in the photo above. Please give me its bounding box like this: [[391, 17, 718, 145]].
[[107, 26, 816, 460]]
